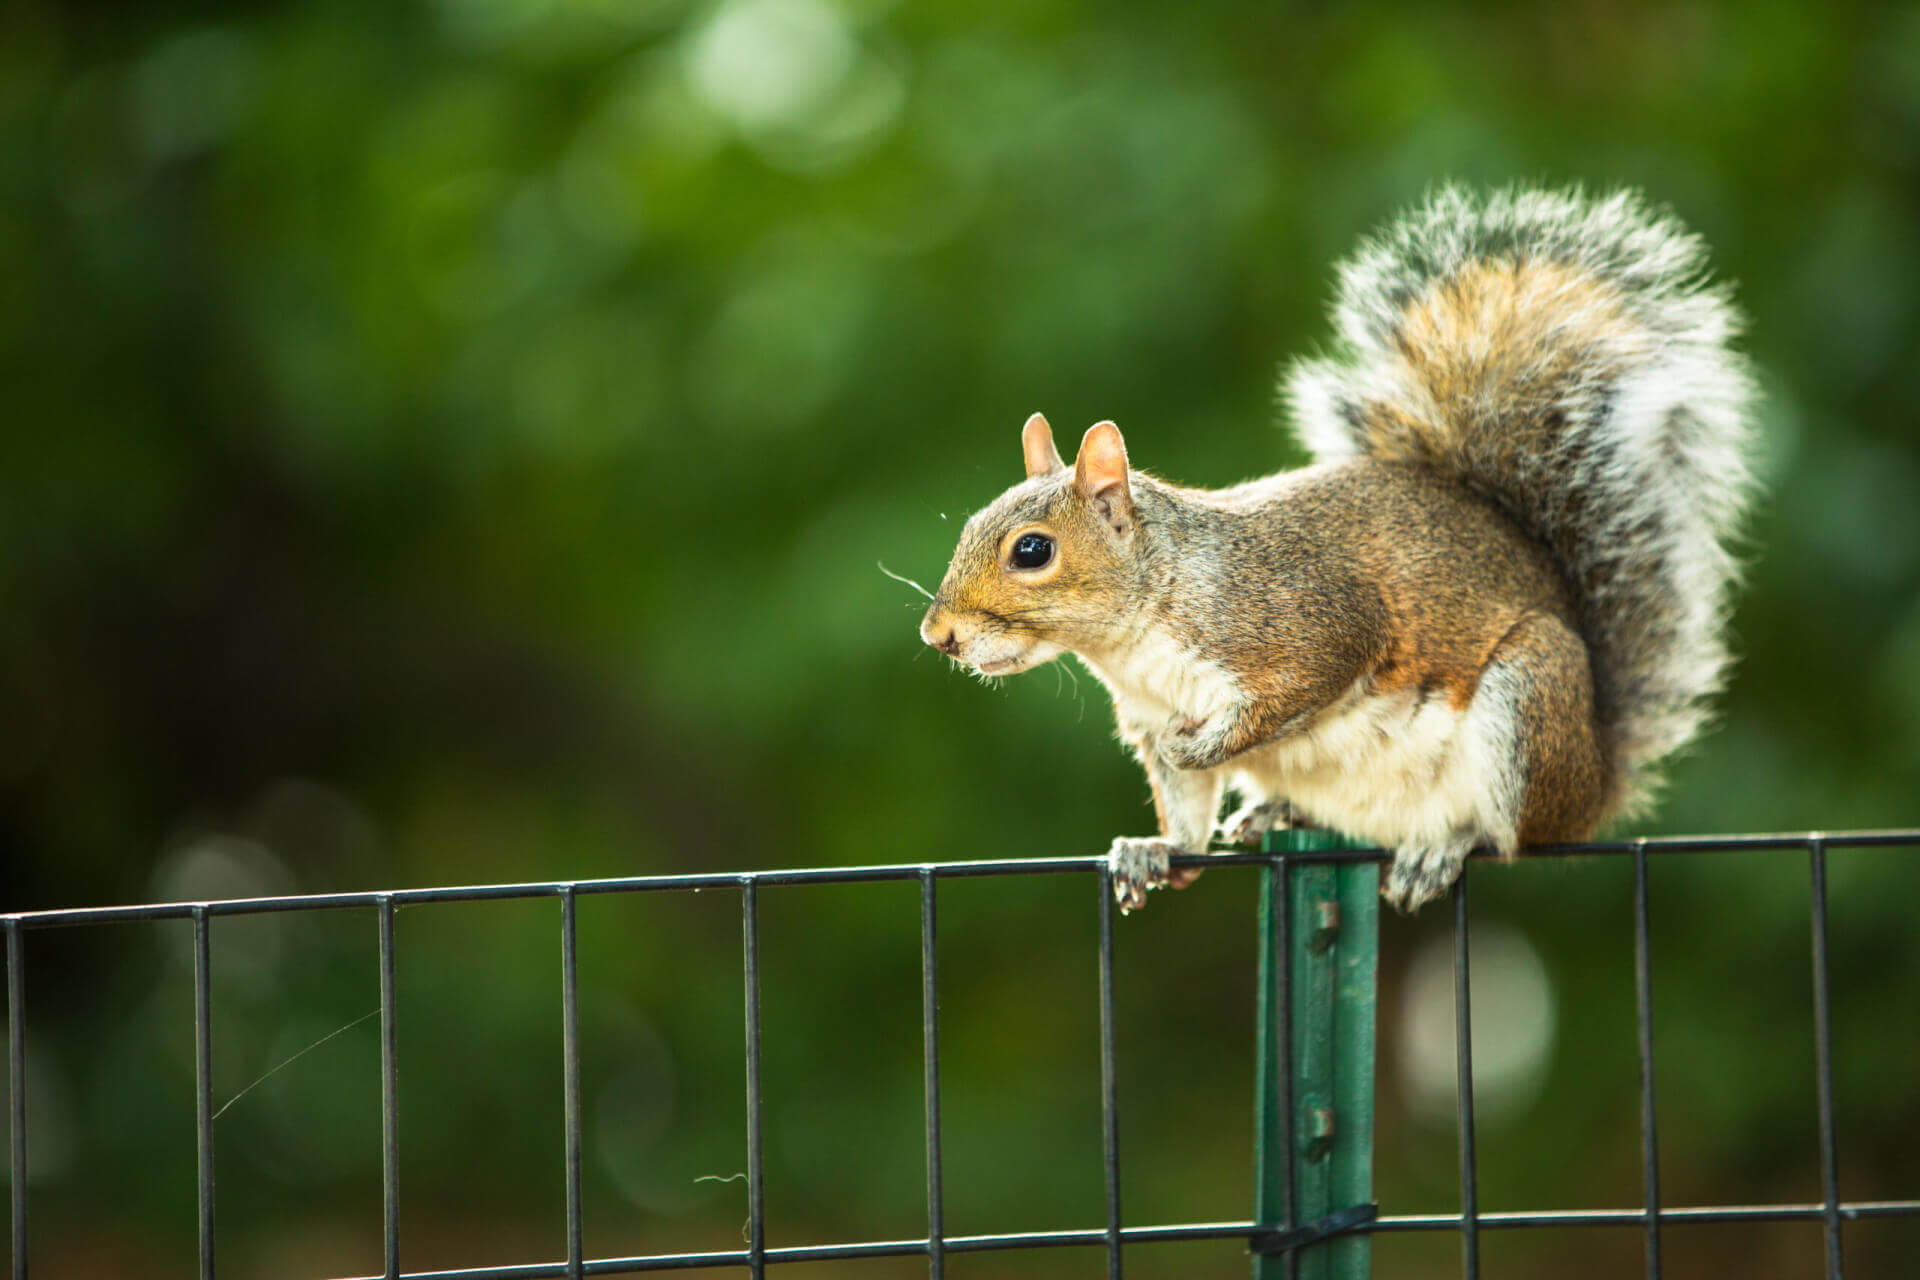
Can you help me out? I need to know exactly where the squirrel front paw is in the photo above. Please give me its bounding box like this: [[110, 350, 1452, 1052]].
[[1107, 837, 1175, 914], [1220, 798, 1302, 847], [1382, 836, 1475, 913]]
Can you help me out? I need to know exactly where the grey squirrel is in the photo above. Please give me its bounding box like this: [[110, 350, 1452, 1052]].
[[919, 186, 1757, 912]]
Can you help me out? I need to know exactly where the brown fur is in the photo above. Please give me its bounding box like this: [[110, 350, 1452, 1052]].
[[925, 442, 1612, 837]]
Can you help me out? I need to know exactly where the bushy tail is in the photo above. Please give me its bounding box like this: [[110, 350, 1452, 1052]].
[[1286, 185, 1758, 820]]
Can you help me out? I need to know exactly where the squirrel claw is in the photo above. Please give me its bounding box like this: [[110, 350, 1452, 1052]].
[[1221, 798, 1301, 848], [1108, 837, 1174, 914], [1382, 838, 1473, 913]]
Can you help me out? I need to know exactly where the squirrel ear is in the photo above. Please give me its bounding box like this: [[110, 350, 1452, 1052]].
[[1021, 412, 1065, 478], [1074, 421, 1135, 535]]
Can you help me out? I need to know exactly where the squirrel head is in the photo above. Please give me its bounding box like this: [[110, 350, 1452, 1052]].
[[920, 413, 1149, 675]]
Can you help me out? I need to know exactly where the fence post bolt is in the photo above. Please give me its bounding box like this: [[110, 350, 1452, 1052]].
[[1310, 900, 1341, 953], [1305, 1101, 1336, 1161]]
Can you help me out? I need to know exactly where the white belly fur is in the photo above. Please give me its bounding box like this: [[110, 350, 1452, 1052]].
[[1079, 634, 1520, 855], [1231, 679, 1514, 851]]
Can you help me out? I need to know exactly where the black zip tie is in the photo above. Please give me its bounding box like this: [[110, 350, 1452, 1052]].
[[1249, 1202, 1379, 1255]]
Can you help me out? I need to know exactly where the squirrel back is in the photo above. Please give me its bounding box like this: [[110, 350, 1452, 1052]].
[[1285, 186, 1757, 819]]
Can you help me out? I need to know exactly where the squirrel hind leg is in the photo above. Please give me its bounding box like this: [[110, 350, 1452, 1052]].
[[1474, 610, 1613, 847], [1383, 610, 1613, 913], [1384, 832, 1478, 912]]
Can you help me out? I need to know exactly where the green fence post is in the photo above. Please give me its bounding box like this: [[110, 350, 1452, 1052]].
[[1253, 828, 1378, 1280]]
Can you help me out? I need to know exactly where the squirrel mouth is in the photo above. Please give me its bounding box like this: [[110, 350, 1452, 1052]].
[[974, 641, 1062, 677]]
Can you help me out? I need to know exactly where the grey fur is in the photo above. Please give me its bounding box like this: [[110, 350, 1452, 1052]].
[[1285, 185, 1758, 819]]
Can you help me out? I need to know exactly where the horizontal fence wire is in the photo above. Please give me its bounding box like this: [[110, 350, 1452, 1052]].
[[5, 831, 1919, 930], [304, 1201, 1920, 1280], [2, 831, 1917, 1280]]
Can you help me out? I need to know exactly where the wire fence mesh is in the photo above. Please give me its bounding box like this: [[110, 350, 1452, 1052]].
[[5, 831, 1918, 1279]]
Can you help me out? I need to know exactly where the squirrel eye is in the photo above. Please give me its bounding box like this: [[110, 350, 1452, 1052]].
[[1009, 532, 1055, 570]]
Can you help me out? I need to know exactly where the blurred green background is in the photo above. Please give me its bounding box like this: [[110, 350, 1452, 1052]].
[[3, 0, 1918, 1276]]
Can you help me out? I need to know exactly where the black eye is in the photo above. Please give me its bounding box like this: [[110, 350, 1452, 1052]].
[[1010, 532, 1054, 570]]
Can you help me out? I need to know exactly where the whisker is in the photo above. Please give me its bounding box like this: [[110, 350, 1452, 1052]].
[[214, 1009, 380, 1121], [1061, 657, 1088, 722], [877, 561, 936, 601]]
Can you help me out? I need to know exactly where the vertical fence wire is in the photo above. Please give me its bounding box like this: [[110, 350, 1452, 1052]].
[[1251, 847, 1296, 1280], [1097, 866, 1124, 1280], [1807, 838, 1844, 1280], [6, 920, 23, 1280], [192, 907, 216, 1280], [1451, 877, 1479, 1280], [560, 888, 584, 1280], [919, 870, 946, 1279], [378, 897, 400, 1280], [1632, 842, 1663, 1280], [741, 880, 767, 1280]]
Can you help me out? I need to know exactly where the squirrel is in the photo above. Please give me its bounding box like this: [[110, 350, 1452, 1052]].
[[919, 186, 1757, 913]]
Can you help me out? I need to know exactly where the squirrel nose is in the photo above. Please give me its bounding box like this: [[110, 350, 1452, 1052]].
[[920, 608, 962, 656]]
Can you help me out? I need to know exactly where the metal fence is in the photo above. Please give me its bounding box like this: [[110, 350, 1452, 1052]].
[[5, 829, 1918, 1279]]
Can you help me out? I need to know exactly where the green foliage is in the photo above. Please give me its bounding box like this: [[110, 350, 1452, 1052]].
[[1, 0, 1916, 1275]]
